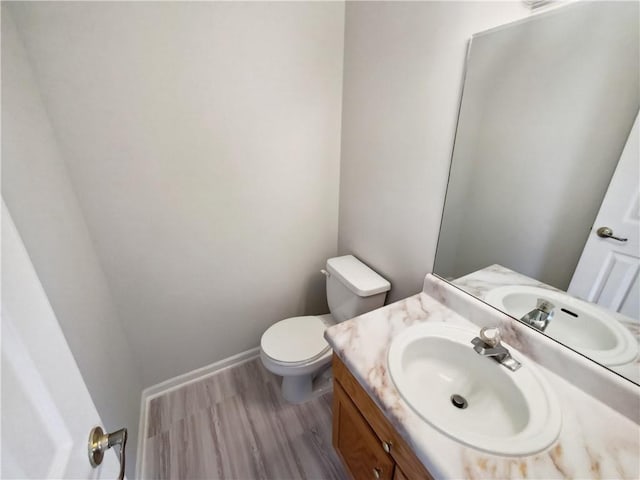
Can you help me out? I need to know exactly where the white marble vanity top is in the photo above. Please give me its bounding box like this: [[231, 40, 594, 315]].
[[325, 274, 640, 480]]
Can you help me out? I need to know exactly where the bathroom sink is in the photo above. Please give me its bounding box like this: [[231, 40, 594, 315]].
[[387, 323, 561, 456], [485, 285, 638, 366]]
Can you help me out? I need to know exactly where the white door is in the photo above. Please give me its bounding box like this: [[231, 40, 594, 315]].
[[568, 112, 640, 320], [1, 202, 121, 479]]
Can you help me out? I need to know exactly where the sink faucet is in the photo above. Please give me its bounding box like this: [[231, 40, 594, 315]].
[[520, 299, 555, 332], [471, 327, 521, 371]]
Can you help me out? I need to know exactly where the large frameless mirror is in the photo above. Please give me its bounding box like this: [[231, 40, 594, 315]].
[[434, 0, 640, 384]]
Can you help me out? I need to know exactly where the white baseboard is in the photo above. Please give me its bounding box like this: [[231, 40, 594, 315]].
[[143, 347, 261, 400], [135, 346, 260, 479], [135, 392, 148, 480]]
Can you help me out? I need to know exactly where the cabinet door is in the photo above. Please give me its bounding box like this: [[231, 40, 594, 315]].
[[394, 467, 409, 480], [332, 355, 434, 480], [333, 382, 395, 480]]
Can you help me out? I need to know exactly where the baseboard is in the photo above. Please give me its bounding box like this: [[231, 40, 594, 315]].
[[135, 392, 148, 480], [135, 346, 260, 479]]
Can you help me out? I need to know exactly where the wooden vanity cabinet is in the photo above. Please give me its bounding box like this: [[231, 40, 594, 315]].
[[393, 467, 410, 480], [331, 355, 435, 480]]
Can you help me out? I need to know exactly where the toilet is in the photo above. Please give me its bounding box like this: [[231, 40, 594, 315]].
[[260, 255, 390, 403]]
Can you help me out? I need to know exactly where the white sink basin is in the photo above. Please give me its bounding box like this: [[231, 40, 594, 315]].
[[387, 323, 561, 456], [485, 285, 638, 366]]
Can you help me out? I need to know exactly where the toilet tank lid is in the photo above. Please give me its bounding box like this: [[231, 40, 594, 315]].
[[326, 255, 391, 297]]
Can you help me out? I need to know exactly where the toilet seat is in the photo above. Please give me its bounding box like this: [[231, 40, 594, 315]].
[[261, 315, 331, 365]]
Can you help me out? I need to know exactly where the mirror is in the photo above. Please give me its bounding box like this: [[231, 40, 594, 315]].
[[434, 1, 640, 384]]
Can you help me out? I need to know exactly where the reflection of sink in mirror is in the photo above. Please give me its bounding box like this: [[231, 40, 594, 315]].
[[486, 286, 639, 367], [387, 323, 562, 456]]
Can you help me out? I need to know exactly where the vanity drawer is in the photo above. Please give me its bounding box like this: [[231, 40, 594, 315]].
[[332, 354, 434, 480]]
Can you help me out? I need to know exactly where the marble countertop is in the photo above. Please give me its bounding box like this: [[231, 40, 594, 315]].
[[325, 274, 640, 480]]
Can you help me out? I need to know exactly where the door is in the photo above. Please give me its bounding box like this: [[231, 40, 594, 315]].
[[1, 202, 121, 479], [568, 112, 640, 320]]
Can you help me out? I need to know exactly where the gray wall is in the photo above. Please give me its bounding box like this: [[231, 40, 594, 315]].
[[435, 1, 640, 289], [8, 0, 590, 399], [7, 1, 345, 387], [338, 1, 530, 302], [1, 10, 142, 476]]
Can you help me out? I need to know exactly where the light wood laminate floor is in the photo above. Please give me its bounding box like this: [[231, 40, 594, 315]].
[[142, 358, 347, 479]]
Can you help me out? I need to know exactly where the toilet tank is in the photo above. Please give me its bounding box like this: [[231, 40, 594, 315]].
[[325, 255, 391, 323]]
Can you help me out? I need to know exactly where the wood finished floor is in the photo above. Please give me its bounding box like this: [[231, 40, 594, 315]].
[[142, 358, 348, 480]]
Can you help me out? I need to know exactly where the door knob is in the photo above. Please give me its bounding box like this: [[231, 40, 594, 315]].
[[596, 227, 628, 242], [88, 426, 127, 480]]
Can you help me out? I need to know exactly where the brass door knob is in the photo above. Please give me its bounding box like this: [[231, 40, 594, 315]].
[[88, 426, 127, 480], [596, 227, 628, 242]]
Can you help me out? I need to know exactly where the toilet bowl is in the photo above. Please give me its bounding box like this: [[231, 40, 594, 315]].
[[260, 255, 390, 403], [260, 314, 335, 403]]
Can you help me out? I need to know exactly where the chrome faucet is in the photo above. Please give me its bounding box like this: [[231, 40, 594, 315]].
[[520, 299, 555, 332], [471, 326, 521, 371]]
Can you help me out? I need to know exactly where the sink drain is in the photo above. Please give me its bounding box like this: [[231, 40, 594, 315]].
[[450, 394, 468, 409]]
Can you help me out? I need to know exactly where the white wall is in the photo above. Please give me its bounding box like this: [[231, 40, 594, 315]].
[[435, 1, 640, 289], [1, 10, 142, 476], [8, 1, 345, 386], [338, 1, 531, 302]]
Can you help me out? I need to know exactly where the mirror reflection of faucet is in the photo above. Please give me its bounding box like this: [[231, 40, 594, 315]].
[[484, 283, 639, 370], [471, 326, 522, 371], [520, 299, 555, 332]]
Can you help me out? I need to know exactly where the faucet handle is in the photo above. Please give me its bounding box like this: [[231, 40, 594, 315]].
[[536, 299, 555, 314], [479, 326, 501, 347]]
